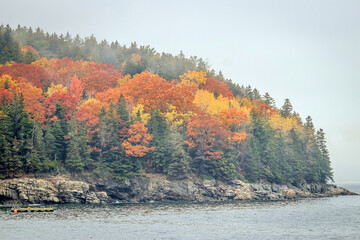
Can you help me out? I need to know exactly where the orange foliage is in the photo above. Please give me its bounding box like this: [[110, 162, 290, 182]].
[[121, 71, 172, 112], [122, 122, 154, 157], [219, 107, 248, 126], [14, 82, 45, 122], [76, 99, 105, 127]]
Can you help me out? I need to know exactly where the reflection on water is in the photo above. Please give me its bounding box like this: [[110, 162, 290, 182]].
[[1, 195, 360, 240]]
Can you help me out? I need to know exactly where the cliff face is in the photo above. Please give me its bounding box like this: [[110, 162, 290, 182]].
[[0, 175, 356, 205]]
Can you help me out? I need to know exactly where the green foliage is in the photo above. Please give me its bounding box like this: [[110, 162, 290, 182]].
[[167, 145, 191, 180], [0, 25, 334, 185], [280, 98, 293, 118], [208, 155, 237, 181], [147, 109, 170, 173], [0, 24, 24, 64]]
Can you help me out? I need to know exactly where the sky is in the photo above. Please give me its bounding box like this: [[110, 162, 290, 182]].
[[1, 0, 359, 183]]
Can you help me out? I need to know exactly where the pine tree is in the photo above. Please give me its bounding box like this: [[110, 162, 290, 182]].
[[0, 135, 11, 178], [245, 136, 262, 182], [280, 98, 293, 118], [117, 94, 129, 123], [316, 129, 333, 183], [24, 140, 42, 175], [65, 140, 84, 175], [147, 109, 170, 173], [262, 92, 276, 108], [8, 138, 23, 178], [65, 123, 85, 175], [167, 145, 190, 180]]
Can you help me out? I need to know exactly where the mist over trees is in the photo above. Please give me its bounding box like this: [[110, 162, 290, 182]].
[[0, 25, 333, 184]]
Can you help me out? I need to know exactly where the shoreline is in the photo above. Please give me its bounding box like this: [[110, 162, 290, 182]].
[[0, 175, 357, 205]]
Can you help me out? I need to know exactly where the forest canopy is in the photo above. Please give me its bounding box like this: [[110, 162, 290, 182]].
[[0, 24, 333, 184]]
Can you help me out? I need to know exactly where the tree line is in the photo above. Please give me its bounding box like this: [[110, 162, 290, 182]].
[[0, 25, 333, 184]]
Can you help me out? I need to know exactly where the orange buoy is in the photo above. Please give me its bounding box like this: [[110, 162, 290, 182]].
[[14, 209, 18, 214]]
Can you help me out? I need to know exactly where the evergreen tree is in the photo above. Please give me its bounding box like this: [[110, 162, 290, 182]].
[[262, 92, 276, 108], [0, 135, 11, 178], [245, 136, 262, 182], [167, 145, 191, 180], [316, 129, 333, 183], [252, 88, 261, 100], [49, 120, 66, 163], [8, 138, 23, 178], [24, 140, 42, 175], [280, 98, 293, 118], [147, 109, 170, 173], [117, 94, 129, 123], [65, 140, 84, 175], [65, 122, 85, 175]]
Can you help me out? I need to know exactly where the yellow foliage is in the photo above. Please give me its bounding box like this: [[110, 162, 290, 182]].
[[164, 105, 194, 129], [239, 97, 253, 108], [117, 74, 131, 87], [32, 57, 50, 68], [80, 98, 104, 116], [131, 104, 151, 124], [0, 74, 18, 89], [268, 113, 302, 132], [179, 70, 207, 86], [5, 61, 16, 66], [46, 83, 67, 96], [193, 89, 234, 115]]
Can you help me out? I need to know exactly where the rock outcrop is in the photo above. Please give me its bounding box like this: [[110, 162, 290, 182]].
[[0, 175, 356, 205]]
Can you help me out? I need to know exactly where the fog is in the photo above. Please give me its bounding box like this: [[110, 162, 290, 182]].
[[1, 0, 359, 182]]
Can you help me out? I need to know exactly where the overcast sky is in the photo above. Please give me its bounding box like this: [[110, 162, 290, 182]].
[[1, 0, 359, 183]]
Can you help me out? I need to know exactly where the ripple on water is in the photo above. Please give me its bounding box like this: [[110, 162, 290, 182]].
[[1, 195, 360, 240]]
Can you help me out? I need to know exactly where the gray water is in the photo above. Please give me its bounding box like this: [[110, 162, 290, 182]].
[[1, 188, 360, 240]]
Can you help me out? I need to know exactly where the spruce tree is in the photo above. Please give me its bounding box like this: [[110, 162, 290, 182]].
[[24, 141, 42, 175], [280, 98, 293, 118], [0, 135, 11, 178], [316, 129, 333, 183], [262, 92, 276, 108], [245, 136, 262, 182], [147, 109, 170, 173], [8, 138, 23, 178], [167, 145, 190, 180], [65, 123, 85, 175]]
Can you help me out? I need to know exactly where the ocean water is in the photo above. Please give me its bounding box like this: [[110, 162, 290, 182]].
[[1, 187, 359, 240]]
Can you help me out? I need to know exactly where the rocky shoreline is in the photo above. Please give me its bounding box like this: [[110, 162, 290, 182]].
[[0, 175, 356, 205]]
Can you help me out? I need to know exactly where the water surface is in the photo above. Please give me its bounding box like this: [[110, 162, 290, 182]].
[[1, 194, 359, 239]]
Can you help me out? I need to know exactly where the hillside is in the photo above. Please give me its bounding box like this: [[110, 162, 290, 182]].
[[0, 25, 333, 185]]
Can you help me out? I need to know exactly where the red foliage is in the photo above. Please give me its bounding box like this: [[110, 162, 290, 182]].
[[186, 112, 232, 153], [44, 92, 78, 120], [200, 77, 233, 98], [252, 100, 277, 118], [0, 88, 13, 106], [22, 46, 40, 58], [81, 62, 123, 94], [69, 75, 83, 103], [0, 63, 52, 88]]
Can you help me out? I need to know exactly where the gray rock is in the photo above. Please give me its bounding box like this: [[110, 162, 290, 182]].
[[0, 176, 356, 205]]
